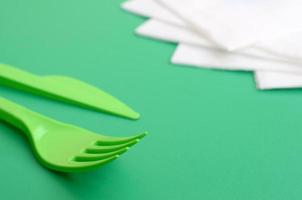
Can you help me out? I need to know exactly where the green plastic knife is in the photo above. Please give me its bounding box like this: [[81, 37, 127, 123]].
[[0, 64, 139, 120]]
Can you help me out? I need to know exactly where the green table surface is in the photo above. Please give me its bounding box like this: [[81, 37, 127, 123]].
[[1, 0, 302, 199]]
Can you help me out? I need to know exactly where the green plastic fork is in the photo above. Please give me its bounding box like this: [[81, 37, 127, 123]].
[[0, 97, 147, 172]]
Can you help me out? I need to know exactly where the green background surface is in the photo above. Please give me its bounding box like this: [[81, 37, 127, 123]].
[[1, 0, 302, 199]]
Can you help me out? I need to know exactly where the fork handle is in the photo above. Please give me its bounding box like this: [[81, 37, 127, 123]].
[[0, 63, 40, 90], [0, 96, 41, 135]]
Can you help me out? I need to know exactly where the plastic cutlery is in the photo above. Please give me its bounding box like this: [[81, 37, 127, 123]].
[[0, 64, 139, 120], [0, 97, 147, 172]]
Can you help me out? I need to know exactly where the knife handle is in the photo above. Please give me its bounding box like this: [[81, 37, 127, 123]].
[[0, 64, 39, 88]]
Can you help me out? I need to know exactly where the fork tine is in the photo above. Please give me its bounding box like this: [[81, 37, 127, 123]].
[[74, 147, 129, 162], [67, 155, 120, 172], [86, 139, 140, 154], [96, 132, 148, 145]]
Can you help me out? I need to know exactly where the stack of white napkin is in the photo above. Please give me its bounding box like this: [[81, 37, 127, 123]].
[[122, 0, 302, 90]]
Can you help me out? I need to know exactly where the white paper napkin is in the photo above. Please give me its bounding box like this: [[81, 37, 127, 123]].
[[156, 0, 302, 51], [136, 19, 292, 63], [172, 44, 302, 90], [135, 19, 302, 89], [123, 0, 302, 62], [255, 71, 302, 90], [122, 0, 302, 90], [172, 44, 302, 74], [122, 0, 182, 25]]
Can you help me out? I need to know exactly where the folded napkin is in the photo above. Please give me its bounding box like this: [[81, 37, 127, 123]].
[[172, 44, 302, 90], [255, 71, 302, 90], [124, 0, 302, 62], [122, 0, 182, 25], [122, 0, 302, 90], [136, 20, 302, 89], [137, 20, 291, 64], [156, 0, 302, 51], [172, 44, 302, 74]]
